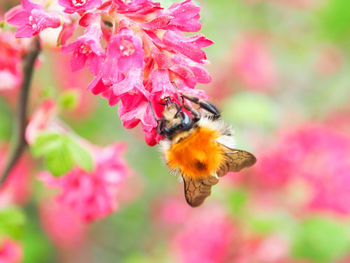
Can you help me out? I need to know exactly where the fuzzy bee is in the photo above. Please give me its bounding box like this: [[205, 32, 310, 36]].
[[156, 94, 256, 207]]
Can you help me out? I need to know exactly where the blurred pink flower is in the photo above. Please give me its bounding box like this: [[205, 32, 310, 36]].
[[156, 196, 192, 225], [0, 30, 27, 91], [40, 143, 130, 222], [234, 235, 290, 263], [0, 238, 22, 263], [39, 200, 86, 249], [5, 0, 60, 38], [172, 206, 234, 263], [254, 124, 350, 215], [25, 99, 56, 145], [232, 34, 277, 91]]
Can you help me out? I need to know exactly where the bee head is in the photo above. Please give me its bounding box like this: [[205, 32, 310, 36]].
[[158, 100, 193, 139]]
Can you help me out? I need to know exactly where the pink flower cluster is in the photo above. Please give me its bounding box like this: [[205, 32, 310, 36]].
[[6, 0, 213, 145], [254, 124, 350, 215], [5, 0, 60, 38], [40, 143, 130, 222]]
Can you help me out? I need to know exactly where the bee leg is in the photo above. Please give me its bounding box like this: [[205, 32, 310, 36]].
[[148, 101, 160, 122], [184, 104, 200, 122], [182, 94, 221, 119], [157, 119, 165, 135]]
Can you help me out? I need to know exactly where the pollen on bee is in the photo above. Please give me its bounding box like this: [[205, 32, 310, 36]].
[[166, 127, 224, 179]]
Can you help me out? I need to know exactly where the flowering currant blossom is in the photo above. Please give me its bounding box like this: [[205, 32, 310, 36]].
[[5, 0, 213, 145], [61, 24, 105, 74], [5, 0, 61, 38], [40, 143, 130, 222]]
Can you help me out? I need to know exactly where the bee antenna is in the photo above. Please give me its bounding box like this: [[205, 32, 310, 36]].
[[171, 82, 185, 117], [171, 82, 184, 106], [148, 101, 159, 123]]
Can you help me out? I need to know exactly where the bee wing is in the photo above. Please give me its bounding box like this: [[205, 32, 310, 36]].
[[182, 175, 219, 207], [217, 145, 256, 177]]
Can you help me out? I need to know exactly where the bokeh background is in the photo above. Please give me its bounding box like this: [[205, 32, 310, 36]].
[[2, 0, 350, 262]]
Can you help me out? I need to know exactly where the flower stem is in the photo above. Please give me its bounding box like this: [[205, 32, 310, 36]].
[[0, 37, 41, 185]]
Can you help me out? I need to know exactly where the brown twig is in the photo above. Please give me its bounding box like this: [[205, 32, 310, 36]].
[[0, 37, 41, 185]]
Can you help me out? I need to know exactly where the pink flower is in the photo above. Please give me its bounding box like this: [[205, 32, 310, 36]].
[[39, 200, 86, 248], [118, 92, 157, 132], [112, 67, 149, 98], [88, 28, 145, 104], [57, 22, 77, 46], [5, 0, 61, 38], [39, 143, 130, 222], [170, 54, 212, 87], [0, 238, 22, 263], [148, 69, 177, 98], [59, 0, 101, 14], [160, 0, 201, 32], [104, 29, 144, 75], [61, 25, 104, 74], [162, 31, 213, 63], [25, 99, 56, 145]]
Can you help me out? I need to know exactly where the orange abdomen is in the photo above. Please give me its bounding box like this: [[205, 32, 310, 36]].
[[166, 127, 224, 178]]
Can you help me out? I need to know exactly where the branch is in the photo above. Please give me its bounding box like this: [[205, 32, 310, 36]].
[[0, 37, 41, 185]]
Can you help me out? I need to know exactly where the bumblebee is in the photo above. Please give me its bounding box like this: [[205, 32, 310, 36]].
[[156, 94, 256, 207]]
